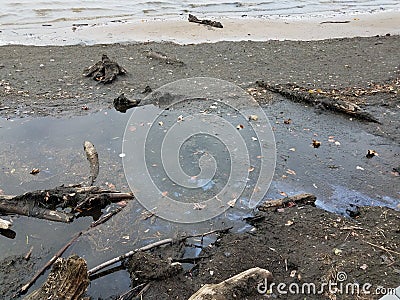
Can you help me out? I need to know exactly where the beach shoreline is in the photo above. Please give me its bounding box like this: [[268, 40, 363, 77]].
[[1, 11, 400, 46]]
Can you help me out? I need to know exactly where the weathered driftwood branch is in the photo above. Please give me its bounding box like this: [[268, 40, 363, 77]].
[[88, 227, 232, 276], [144, 50, 185, 66], [257, 193, 316, 211], [188, 14, 223, 28], [83, 140, 99, 186], [83, 54, 126, 83], [189, 267, 273, 300], [256, 81, 381, 123], [0, 198, 73, 222], [0, 217, 12, 229], [0, 185, 133, 223], [25, 255, 89, 300]]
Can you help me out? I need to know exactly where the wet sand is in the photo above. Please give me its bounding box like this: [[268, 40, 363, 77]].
[[1, 11, 400, 45], [0, 34, 399, 140]]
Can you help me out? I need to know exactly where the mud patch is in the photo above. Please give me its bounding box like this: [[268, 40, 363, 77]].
[[139, 206, 400, 299], [0, 255, 38, 298]]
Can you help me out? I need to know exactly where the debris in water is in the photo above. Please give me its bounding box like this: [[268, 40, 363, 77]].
[[83, 141, 99, 186], [286, 169, 296, 176], [312, 139, 321, 148], [366, 149, 378, 158], [193, 202, 206, 210], [30, 168, 40, 175], [227, 199, 236, 207]]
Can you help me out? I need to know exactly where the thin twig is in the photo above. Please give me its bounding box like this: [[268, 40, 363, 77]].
[[88, 226, 232, 276], [134, 283, 151, 300], [364, 241, 400, 256], [118, 283, 146, 300], [24, 246, 34, 261], [90, 206, 124, 228]]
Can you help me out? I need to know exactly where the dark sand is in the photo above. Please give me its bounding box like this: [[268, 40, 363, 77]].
[[0, 36, 399, 299], [0, 35, 399, 141]]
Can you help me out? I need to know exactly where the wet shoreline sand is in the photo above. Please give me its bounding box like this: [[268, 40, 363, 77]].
[[1, 11, 400, 45], [0, 34, 399, 140]]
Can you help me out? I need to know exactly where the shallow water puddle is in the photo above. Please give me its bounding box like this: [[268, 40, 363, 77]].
[[263, 99, 400, 213], [0, 97, 399, 298], [0, 109, 130, 270], [0, 105, 258, 297]]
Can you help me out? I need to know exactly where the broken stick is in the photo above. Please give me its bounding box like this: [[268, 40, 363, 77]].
[[189, 267, 273, 299], [257, 193, 316, 211], [88, 227, 232, 276]]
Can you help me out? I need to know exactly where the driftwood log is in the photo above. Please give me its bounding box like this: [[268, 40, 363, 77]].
[[0, 185, 133, 223], [188, 14, 223, 28], [83, 54, 126, 83], [256, 81, 381, 123], [25, 255, 89, 300], [188, 267, 273, 300], [257, 193, 316, 211], [113, 93, 141, 113], [144, 50, 185, 66]]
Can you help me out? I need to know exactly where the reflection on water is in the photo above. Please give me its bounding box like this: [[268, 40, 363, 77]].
[[0, 97, 399, 298], [0, 104, 259, 297]]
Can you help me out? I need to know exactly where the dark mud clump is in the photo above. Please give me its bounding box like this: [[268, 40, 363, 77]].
[[126, 251, 183, 284], [0, 255, 37, 298]]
